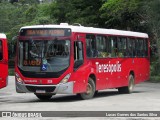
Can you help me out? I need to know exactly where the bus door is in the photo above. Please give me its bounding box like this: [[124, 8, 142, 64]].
[[73, 33, 86, 93], [0, 36, 8, 89]]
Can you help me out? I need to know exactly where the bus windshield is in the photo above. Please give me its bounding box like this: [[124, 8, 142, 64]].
[[18, 39, 70, 74]]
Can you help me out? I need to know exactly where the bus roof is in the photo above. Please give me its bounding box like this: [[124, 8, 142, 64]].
[[20, 24, 149, 38], [0, 33, 6, 39]]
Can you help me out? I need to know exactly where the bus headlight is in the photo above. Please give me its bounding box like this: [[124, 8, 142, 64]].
[[60, 73, 71, 84], [15, 73, 23, 84]]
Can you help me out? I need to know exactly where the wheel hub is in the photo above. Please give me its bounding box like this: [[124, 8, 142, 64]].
[[86, 83, 92, 94]]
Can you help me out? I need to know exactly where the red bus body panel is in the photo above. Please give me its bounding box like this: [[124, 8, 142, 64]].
[[0, 34, 8, 89]]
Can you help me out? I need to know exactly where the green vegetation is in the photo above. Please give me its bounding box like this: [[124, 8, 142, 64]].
[[0, 0, 160, 81], [9, 68, 14, 76]]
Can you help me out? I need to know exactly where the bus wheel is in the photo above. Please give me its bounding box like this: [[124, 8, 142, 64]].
[[35, 94, 53, 100], [79, 78, 95, 100], [118, 74, 134, 94], [94, 90, 99, 96]]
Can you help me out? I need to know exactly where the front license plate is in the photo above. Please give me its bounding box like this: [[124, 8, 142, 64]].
[[36, 90, 46, 93]]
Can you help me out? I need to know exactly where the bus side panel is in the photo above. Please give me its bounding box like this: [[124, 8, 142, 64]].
[[87, 59, 106, 90], [114, 58, 132, 88], [104, 58, 133, 89], [71, 63, 92, 94], [0, 39, 8, 89], [134, 58, 150, 84], [116, 57, 149, 88], [93, 57, 142, 89], [134, 38, 150, 84], [89, 58, 129, 90]]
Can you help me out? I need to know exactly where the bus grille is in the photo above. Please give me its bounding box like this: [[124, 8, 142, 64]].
[[26, 86, 56, 93]]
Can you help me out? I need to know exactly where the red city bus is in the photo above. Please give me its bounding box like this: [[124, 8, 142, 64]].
[[0, 33, 8, 89], [15, 23, 150, 100]]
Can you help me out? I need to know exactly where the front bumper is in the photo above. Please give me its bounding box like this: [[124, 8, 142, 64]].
[[16, 81, 74, 94]]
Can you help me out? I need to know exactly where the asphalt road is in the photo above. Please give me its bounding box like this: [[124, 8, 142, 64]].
[[0, 76, 160, 120]]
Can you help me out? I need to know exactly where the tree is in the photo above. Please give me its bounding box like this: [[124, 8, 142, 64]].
[[100, 0, 145, 31], [50, 0, 103, 27], [12, 0, 39, 5], [144, 0, 160, 63], [9, 0, 18, 4], [0, 1, 15, 33]]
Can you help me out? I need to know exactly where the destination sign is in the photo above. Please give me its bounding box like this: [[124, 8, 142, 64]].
[[23, 60, 41, 66], [20, 28, 71, 37]]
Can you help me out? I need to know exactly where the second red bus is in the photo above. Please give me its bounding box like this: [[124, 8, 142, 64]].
[[0, 33, 8, 89]]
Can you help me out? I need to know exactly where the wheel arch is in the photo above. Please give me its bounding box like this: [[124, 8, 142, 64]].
[[129, 70, 135, 78], [129, 70, 135, 83], [88, 74, 96, 88]]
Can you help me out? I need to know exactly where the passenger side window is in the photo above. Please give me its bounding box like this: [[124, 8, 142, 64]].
[[117, 37, 127, 57], [135, 38, 149, 57], [132, 39, 136, 57], [86, 35, 97, 58], [139, 39, 144, 57], [127, 38, 137, 57], [96, 36, 109, 58], [106, 37, 112, 57], [109, 37, 118, 57], [135, 39, 139, 56], [0, 41, 3, 60], [85, 35, 148, 58], [127, 38, 133, 57]]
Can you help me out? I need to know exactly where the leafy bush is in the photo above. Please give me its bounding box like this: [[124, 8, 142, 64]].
[[150, 62, 160, 76]]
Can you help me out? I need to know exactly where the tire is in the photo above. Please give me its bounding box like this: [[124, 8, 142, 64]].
[[35, 94, 53, 100], [95, 90, 99, 96], [118, 74, 134, 94], [79, 78, 96, 100]]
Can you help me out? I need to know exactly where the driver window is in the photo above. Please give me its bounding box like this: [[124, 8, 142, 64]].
[[74, 41, 84, 69]]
